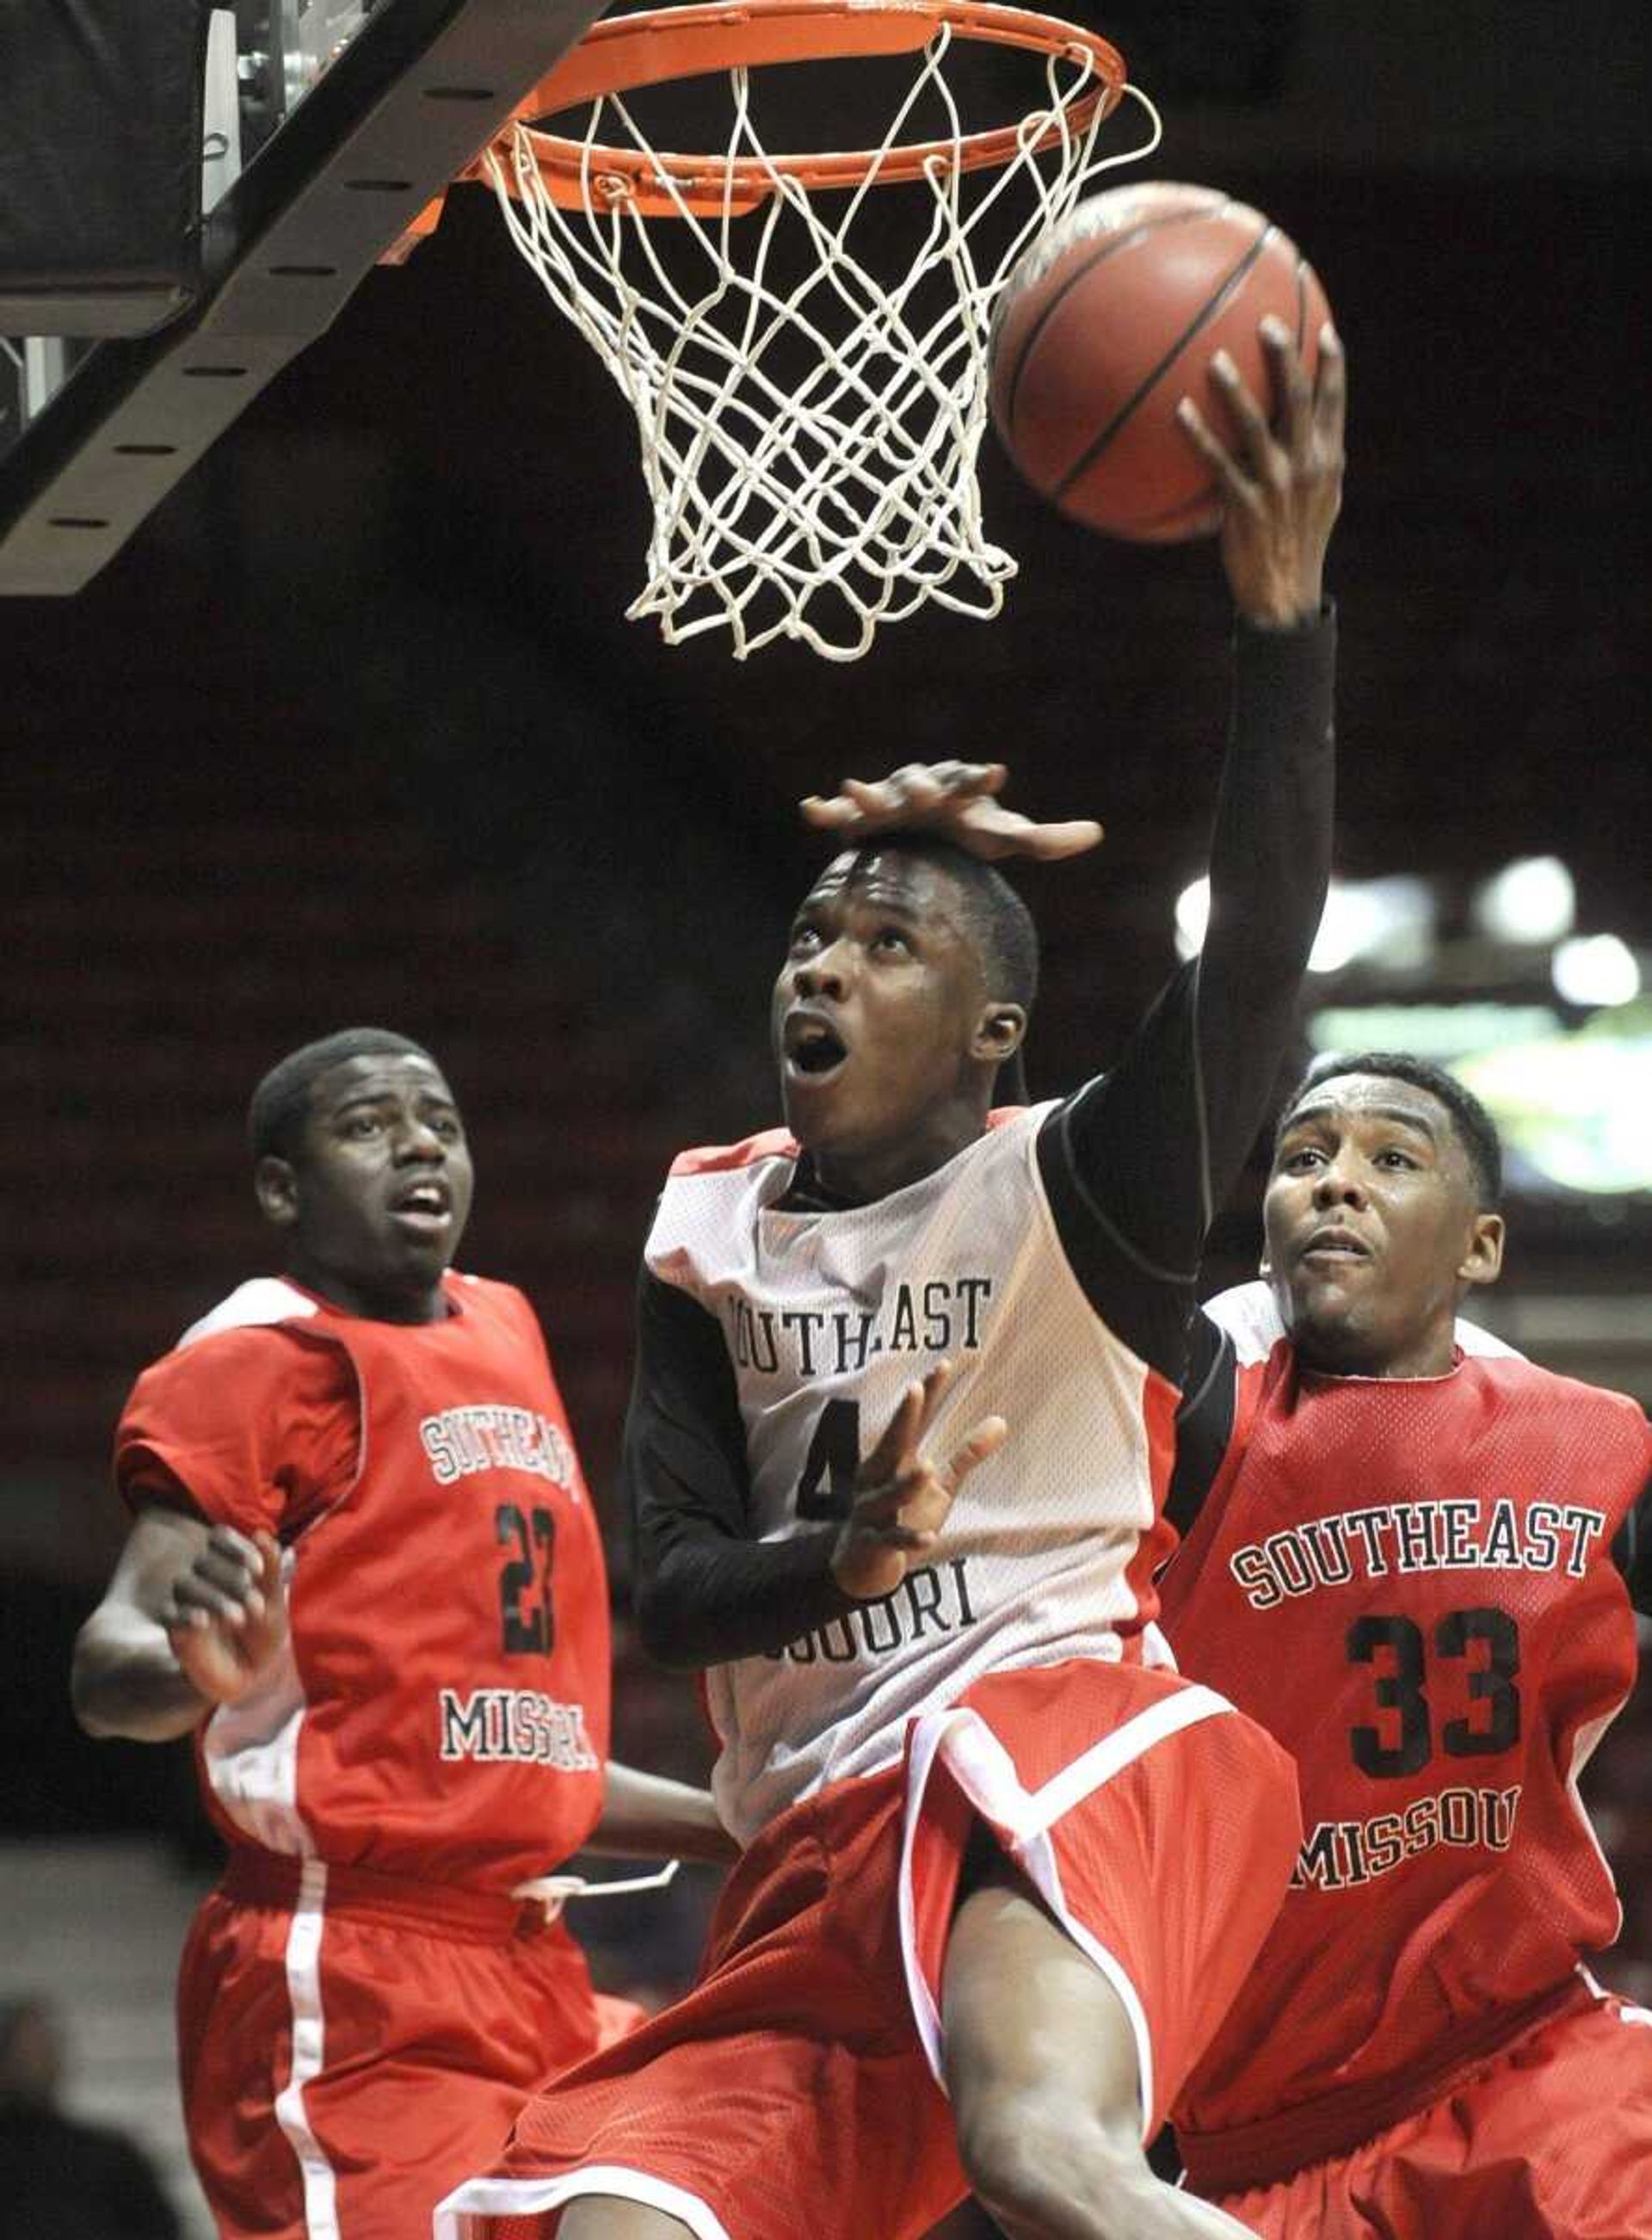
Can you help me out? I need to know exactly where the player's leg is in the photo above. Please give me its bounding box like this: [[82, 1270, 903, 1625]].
[[558, 2206, 695, 2239], [441, 1768, 976, 2240], [902, 1665, 1302, 2240], [176, 1890, 305, 2237], [941, 1859, 1257, 2240]]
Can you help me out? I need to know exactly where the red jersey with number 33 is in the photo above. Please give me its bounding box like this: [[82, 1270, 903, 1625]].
[[1160, 1281, 1649, 2136], [115, 1273, 610, 1891]]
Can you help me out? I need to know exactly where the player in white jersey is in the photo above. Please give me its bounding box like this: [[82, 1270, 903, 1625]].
[[438, 321, 1344, 2240]]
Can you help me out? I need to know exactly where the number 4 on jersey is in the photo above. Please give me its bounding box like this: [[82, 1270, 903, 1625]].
[[796, 1398, 861, 1521]]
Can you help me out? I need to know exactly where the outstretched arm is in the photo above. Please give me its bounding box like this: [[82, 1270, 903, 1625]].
[[1037, 321, 1344, 1379], [585, 1762, 738, 1863], [811, 326, 1342, 1385]]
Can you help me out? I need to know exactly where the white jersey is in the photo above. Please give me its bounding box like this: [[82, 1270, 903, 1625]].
[[646, 1111, 1181, 1843]]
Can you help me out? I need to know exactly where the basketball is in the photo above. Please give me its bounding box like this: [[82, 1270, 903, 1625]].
[[988, 181, 1332, 542]]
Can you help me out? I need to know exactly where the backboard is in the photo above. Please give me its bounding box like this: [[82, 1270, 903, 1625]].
[[0, 0, 609, 595]]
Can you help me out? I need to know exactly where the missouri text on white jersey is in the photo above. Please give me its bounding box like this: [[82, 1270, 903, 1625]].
[[646, 1116, 1181, 1840]]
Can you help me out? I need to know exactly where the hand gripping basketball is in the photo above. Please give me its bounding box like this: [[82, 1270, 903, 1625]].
[[830, 1361, 1008, 1601], [801, 762, 1102, 864], [1175, 315, 1346, 627]]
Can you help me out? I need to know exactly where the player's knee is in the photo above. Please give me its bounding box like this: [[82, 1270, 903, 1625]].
[[952, 2093, 1039, 2224], [954, 2083, 1138, 2233]]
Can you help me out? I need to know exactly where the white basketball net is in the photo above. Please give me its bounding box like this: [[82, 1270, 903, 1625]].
[[484, 31, 1160, 659]]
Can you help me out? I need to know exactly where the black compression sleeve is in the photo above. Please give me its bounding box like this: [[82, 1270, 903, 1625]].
[[1164, 1311, 1236, 1542], [1038, 607, 1335, 1379], [624, 1270, 859, 1669]]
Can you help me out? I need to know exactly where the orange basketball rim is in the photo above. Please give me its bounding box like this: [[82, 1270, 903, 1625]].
[[381, 0, 1158, 659], [395, 0, 1127, 239]]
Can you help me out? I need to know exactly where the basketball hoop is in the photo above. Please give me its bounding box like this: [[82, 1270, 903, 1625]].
[[461, 0, 1160, 658]]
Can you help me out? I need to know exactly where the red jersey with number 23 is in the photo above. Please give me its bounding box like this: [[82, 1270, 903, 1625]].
[[1160, 1280, 1649, 2140], [115, 1273, 610, 1892]]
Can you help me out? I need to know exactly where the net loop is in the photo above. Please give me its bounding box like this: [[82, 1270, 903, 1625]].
[[482, 2, 1161, 658]]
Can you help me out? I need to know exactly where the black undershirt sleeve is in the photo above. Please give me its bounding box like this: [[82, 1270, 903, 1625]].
[[625, 1268, 859, 1669], [1612, 1473, 1652, 1618], [1037, 608, 1336, 1385], [1163, 1310, 1236, 1543]]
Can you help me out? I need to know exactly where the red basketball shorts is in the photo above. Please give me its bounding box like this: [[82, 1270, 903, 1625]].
[[178, 1851, 642, 2240], [435, 1659, 1301, 2240], [1198, 1982, 1652, 2240]]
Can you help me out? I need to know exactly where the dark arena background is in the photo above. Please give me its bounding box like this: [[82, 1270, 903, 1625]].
[[3, 1, 1649, 2225]]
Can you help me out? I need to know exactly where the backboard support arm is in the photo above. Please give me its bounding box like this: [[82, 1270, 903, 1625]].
[[0, 0, 610, 595]]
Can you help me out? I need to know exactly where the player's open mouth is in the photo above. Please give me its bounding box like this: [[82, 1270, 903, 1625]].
[[389, 1180, 451, 1233], [783, 1013, 849, 1083]]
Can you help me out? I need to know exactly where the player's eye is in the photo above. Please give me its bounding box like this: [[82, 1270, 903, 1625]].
[[1377, 1147, 1418, 1169], [871, 927, 910, 955], [1280, 1145, 1323, 1172], [342, 1114, 380, 1139], [788, 923, 822, 955], [432, 1114, 464, 1140]]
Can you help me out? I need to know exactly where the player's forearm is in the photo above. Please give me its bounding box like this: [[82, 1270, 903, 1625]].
[[633, 1527, 859, 1671], [1195, 606, 1336, 1176], [587, 1762, 738, 1863], [71, 1612, 211, 1743], [627, 1272, 864, 1669], [1207, 606, 1335, 935], [1045, 608, 1336, 1324]]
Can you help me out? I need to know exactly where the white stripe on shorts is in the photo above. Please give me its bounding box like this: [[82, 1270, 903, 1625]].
[[898, 1682, 1235, 2138], [272, 1855, 341, 2240], [433, 2163, 734, 2240]]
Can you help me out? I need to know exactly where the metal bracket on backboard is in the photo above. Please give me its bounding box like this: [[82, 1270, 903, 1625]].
[[0, 0, 608, 596]]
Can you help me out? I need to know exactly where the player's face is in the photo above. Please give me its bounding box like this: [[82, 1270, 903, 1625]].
[[772, 851, 1005, 1195], [1264, 1075, 1504, 1378], [256, 1053, 476, 1322]]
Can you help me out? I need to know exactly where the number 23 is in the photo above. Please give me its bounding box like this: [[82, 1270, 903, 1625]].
[[496, 1502, 555, 1654]]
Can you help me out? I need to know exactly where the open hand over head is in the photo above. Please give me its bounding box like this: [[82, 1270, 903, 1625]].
[[1176, 317, 1346, 628], [802, 762, 1101, 864], [163, 1526, 288, 1706], [830, 1361, 1008, 1601]]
